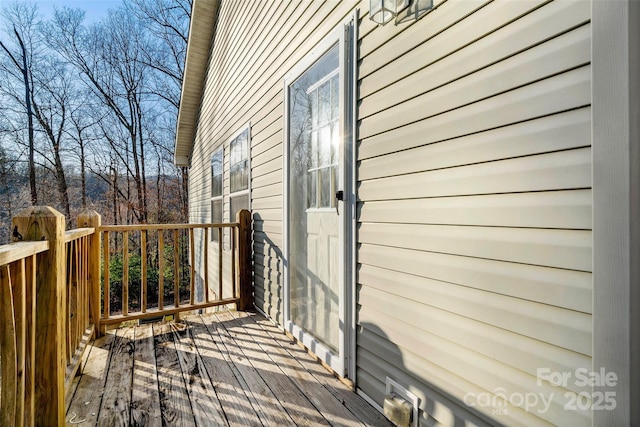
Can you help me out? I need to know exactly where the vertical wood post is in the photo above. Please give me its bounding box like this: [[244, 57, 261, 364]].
[[236, 209, 253, 311], [78, 210, 102, 338], [13, 206, 66, 426]]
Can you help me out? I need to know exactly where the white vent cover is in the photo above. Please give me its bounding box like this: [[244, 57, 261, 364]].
[[385, 377, 420, 427]]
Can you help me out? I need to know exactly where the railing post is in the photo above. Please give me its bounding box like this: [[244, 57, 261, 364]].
[[78, 210, 102, 338], [236, 209, 253, 311], [13, 206, 66, 426]]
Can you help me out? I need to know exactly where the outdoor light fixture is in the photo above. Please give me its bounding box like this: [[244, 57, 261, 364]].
[[370, 0, 410, 25]]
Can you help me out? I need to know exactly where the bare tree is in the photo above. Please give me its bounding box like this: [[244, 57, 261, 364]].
[[66, 100, 101, 211], [0, 2, 39, 204], [126, 0, 191, 108], [0, 0, 191, 228], [127, 0, 191, 221], [48, 7, 152, 223], [29, 52, 74, 220]]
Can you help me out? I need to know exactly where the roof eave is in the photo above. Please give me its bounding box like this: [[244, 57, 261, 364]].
[[174, 0, 219, 167]]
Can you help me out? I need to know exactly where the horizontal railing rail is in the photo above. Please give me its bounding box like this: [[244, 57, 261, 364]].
[[0, 241, 49, 265]]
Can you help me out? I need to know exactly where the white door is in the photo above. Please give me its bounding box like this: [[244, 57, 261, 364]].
[[285, 22, 354, 376]]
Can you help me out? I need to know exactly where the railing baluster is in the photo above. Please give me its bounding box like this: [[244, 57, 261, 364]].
[[76, 239, 81, 348], [141, 230, 147, 313], [66, 240, 75, 363], [79, 237, 85, 332], [76, 238, 82, 350], [10, 259, 27, 427], [159, 230, 165, 310], [83, 235, 89, 328], [218, 227, 223, 300], [25, 254, 36, 425], [231, 225, 237, 300], [190, 227, 195, 305], [173, 229, 179, 307], [204, 227, 209, 303], [73, 239, 80, 356], [103, 231, 110, 320], [123, 230, 129, 316], [0, 265, 18, 426]]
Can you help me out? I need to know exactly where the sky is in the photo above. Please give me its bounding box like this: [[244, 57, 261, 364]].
[[35, 0, 116, 24]]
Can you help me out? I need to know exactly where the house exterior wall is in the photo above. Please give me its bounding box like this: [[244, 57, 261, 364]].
[[188, 0, 362, 321], [356, 1, 591, 426], [187, 0, 593, 425]]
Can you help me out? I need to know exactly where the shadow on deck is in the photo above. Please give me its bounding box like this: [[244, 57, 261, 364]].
[[66, 310, 393, 426]]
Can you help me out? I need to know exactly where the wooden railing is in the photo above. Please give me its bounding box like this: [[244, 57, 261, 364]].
[[98, 209, 252, 329], [62, 223, 98, 396], [0, 207, 97, 425], [0, 207, 253, 426], [0, 238, 48, 426]]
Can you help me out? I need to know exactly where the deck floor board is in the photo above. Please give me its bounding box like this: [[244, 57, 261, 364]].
[[154, 322, 196, 427], [234, 313, 366, 427], [131, 324, 162, 426], [66, 309, 393, 426], [66, 332, 114, 426], [97, 327, 135, 426]]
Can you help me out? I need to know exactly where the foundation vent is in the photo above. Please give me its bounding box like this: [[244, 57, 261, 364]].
[[384, 377, 419, 427]]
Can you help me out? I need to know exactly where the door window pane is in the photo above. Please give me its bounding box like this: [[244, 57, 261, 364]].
[[307, 170, 317, 209], [211, 148, 223, 242], [210, 199, 222, 242], [230, 129, 249, 193], [319, 167, 331, 208], [230, 193, 249, 223], [211, 149, 223, 197]]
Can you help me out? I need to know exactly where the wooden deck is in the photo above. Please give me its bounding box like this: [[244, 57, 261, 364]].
[[65, 310, 393, 426]]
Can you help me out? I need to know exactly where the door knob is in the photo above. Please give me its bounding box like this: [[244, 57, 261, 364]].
[[335, 190, 344, 214]]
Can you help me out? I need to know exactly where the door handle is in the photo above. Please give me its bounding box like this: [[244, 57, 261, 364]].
[[335, 190, 344, 214]]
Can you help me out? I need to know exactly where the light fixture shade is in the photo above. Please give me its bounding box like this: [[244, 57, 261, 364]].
[[370, 0, 410, 25]]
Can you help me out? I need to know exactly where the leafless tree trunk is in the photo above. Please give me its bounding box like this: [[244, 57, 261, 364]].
[[30, 61, 73, 221], [67, 106, 97, 210], [0, 23, 37, 204]]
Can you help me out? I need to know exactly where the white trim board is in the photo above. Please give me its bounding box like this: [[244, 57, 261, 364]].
[[592, 1, 640, 425]]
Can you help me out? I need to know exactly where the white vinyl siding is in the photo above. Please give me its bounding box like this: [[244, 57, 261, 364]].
[[355, 1, 592, 426]]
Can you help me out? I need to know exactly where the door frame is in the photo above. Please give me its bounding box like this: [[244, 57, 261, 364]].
[[282, 11, 357, 379]]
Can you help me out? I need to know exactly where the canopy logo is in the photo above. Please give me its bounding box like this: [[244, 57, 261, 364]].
[[462, 368, 618, 416]]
